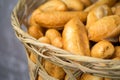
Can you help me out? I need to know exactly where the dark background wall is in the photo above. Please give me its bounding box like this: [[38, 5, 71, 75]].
[[0, 0, 29, 80]]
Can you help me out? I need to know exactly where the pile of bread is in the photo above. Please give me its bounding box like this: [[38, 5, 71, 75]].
[[27, 0, 120, 80]]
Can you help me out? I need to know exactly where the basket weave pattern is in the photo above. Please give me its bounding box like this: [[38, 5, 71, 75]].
[[11, 0, 120, 80]]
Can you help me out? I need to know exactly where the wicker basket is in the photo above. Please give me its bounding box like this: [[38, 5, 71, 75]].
[[11, 0, 120, 80]]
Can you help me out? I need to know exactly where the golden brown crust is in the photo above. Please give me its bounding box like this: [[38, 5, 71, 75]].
[[80, 0, 92, 7], [34, 11, 88, 29], [44, 60, 65, 80], [88, 15, 120, 42], [86, 5, 112, 29], [91, 40, 114, 59], [45, 29, 63, 48], [112, 46, 120, 58], [39, 0, 67, 12], [30, 53, 38, 64], [104, 78, 112, 80], [64, 74, 81, 80], [38, 36, 51, 44], [38, 75, 43, 80], [112, 57, 120, 60], [62, 17, 90, 56], [80, 73, 103, 80], [29, 9, 42, 26], [115, 7, 120, 16], [84, 0, 117, 12], [61, 0, 84, 11], [28, 26, 43, 39]]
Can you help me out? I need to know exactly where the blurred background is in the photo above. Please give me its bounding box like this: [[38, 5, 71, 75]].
[[0, 0, 29, 80]]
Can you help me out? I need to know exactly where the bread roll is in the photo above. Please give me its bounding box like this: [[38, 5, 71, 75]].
[[39, 0, 67, 11], [35, 11, 88, 29], [88, 15, 120, 42], [63, 17, 90, 56], [91, 40, 114, 59], [86, 5, 112, 29]]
